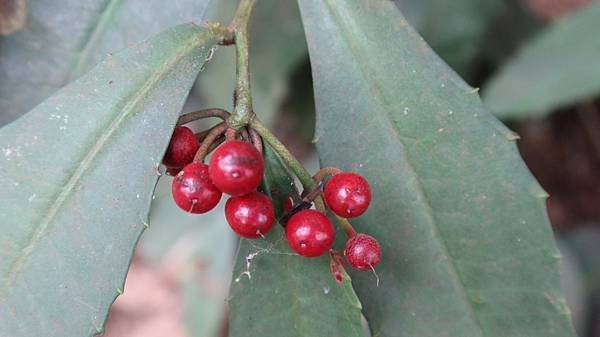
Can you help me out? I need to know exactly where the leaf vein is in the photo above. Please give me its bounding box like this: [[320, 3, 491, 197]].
[[0, 30, 210, 300], [322, 1, 486, 336]]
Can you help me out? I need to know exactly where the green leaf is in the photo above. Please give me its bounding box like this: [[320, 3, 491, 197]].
[[298, 1, 576, 337], [141, 177, 236, 337], [0, 0, 210, 125], [483, 2, 600, 119], [195, 0, 307, 123], [0, 24, 218, 337], [228, 144, 363, 337], [394, 0, 500, 76]]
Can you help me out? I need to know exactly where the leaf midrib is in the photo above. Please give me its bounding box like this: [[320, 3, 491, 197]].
[[0, 28, 213, 300], [321, 1, 485, 336]]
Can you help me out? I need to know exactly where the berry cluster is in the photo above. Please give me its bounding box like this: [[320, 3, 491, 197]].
[[162, 125, 381, 273]]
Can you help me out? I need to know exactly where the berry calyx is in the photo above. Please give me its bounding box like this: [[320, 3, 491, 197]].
[[225, 191, 275, 238], [324, 172, 371, 218], [172, 162, 222, 214], [344, 233, 381, 271], [285, 209, 335, 257], [208, 140, 264, 196], [163, 126, 199, 172]]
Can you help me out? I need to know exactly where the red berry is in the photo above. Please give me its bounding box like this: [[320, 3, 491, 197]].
[[208, 140, 264, 196], [225, 192, 275, 238], [172, 162, 222, 214], [344, 233, 381, 271], [163, 126, 199, 170], [285, 209, 335, 257], [166, 166, 183, 176], [324, 172, 371, 218]]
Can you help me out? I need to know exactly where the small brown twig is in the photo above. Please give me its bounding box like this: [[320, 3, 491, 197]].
[[313, 167, 342, 184], [249, 127, 263, 154], [301, 182, 323, 203], [225, 128, 237, 141], [335, 216, 357, 238], [240, 127, 250, 141], [193, 123, 228, 162], [177, 108, 230, 125]]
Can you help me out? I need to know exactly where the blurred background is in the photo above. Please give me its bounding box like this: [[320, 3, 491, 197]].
[[1, 0, 600, 336]]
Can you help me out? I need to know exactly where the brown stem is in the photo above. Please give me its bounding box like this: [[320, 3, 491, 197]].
[[177, 108, 230, 125], [240, 127, 250, 141], [195, 130, 226, 151], [301, 183, 323, 203], [249, 127, 263, 154], [193, 123, 228, 163], [313, 167, 342, 184], [225, 128, 237, 141], [194, 129, 211, 143], [335, 216, 357, 238], [207, 135, 226, 154]]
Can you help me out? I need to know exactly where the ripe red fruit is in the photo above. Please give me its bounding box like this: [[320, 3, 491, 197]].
[[172, 162, 222, 214], [225, 192, 275, 238], [324, 172, 371, 218], [344, 233, 381, 271], [285, 209, 335, 257], [163, 126, 199, 172], [166, 166, 183, 176], [208, 140, 264, 196]]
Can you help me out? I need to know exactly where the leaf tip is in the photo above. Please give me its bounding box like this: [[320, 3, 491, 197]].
[[529, 184, 550, 199], [505, 131, 521, 141]]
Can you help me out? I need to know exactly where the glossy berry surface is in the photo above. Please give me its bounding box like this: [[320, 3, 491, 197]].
[[344, 233, 381, 271], [172, 162, 222, 214], [324, 172, 371, 218], [225, 192, 275, 238], [208, 140, 264, 196], [285, 209, 335, 257], [163, 126, 199, 170]]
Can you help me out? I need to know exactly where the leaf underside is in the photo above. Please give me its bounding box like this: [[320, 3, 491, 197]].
[[0, 24, 217, 337], [0, 0, 210, 126], [298, 1, 576, 337], [483, 2, 600, 119], [228, 144, 364, 337]]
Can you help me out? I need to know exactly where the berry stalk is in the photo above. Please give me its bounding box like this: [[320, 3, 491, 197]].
[[250, 119, 326, 211], [313, 166, 342, 184], [193, 122, 228, 162], [176, 108, 230, 125], [335, 215, 357, 238]]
